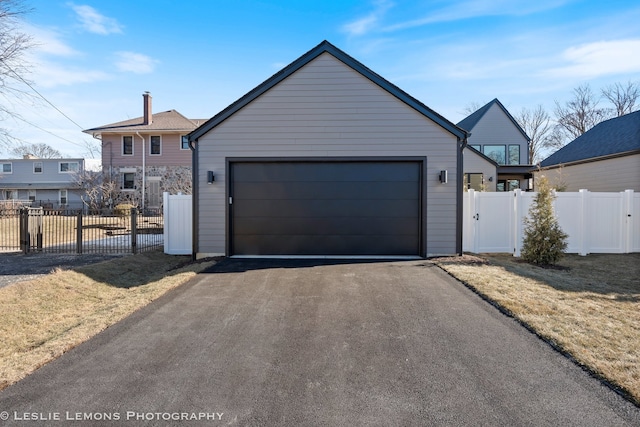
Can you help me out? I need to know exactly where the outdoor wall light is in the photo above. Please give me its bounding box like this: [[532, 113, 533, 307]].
[[439, 170, 448, 184], [207, 171, 215, 184], [488, 176, 494, 182]]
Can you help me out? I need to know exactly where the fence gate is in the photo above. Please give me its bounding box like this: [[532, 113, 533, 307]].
[[4, 207, 164, 255]]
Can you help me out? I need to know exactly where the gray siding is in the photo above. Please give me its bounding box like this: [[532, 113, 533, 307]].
[[536, 153, 640, 192], [467, 103, 529, 164], [0, 158, 84, 186], [196, 53, 459, 257], [463, 149, 497, 191]]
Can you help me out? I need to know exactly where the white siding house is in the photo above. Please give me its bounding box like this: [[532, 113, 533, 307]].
[[188, 41, 468, 258]]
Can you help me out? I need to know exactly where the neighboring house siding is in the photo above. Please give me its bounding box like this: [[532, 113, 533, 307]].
[[537, 153, 640, 192], [463, 149, 496, 191], [102, 133, 190, 169], [466, 103, 529, 164], [196, 53, 459, 256]]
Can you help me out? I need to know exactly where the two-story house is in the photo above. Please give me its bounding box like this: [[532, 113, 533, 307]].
[[458, 99, 534, 191], [83, 93, 204, 210], [0, 156, 85, 208]]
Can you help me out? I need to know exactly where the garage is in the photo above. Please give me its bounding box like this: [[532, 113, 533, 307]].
[[229, 159, 423, 256], [189, 41, 467, 258]]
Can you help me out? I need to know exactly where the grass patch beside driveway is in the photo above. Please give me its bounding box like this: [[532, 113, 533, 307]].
[[0, 251, 215, 391], [433, 253, 640, 406]]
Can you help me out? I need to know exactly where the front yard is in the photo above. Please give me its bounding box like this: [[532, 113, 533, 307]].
[[0, 251, 215, 390], [433, 253, 640, 405]]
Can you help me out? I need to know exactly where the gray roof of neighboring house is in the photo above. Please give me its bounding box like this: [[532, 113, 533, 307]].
[[457, 98, 530, 142], [540, 110, 640, 167], [189, 40, 468, 142], [83, 110, 206, 135]]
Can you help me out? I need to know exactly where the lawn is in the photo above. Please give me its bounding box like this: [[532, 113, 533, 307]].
[[433, 253, 640, 406], [0, 251, 215, 390]]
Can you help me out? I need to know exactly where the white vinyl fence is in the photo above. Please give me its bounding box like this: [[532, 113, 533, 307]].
[[464, 189, 639, 256], [163, 192, 192, 255]]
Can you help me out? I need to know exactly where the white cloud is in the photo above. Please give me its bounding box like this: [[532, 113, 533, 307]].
[[23, 24, 79, 57], [383, 0, 570, 32], [114, 51, 158, 74], [342, 0, 394, 36], [31, 60, 111, 88], [544, 39, 640, 79], [69, 4, 123, 35]]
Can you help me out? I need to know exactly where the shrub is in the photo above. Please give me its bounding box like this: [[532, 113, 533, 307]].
[[114, 203, 137, 217], [521, 176, 568, 265]]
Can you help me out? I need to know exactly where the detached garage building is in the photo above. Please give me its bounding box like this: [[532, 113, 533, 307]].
[[188, 41, 468, 258]]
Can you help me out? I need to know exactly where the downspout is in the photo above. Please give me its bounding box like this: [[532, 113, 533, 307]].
[[136, 132, 146, 211], [456, 133, 469, 255], [188, 136, 198, 261]]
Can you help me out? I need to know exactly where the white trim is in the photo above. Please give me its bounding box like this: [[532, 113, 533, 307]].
[[59, 189, 68, 205], [1, 162, 12, 174], [58, 161, 79, 173], [122, 135, 134, 156], [150, 135, 162, 156]]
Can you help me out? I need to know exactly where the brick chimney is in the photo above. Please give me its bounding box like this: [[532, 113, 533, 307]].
[[143, 91, 152, 125]]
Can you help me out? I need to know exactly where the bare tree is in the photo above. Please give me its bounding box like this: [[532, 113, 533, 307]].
[[514, 105, 553, 164], [602, 81, 640, 117], [459, 101, 485, 117], [0, 0, 34, 144], [72, 168, 118, 211], [554, 84, 609, 142], [10, 142, 62, 158]]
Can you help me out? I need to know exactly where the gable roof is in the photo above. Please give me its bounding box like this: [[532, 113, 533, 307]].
[[540, 110, 640, 167], [83, 110, 205, 135], [457, 98, 530, 142], [189, 40, 467, 142], [464, 145, 499, 167]]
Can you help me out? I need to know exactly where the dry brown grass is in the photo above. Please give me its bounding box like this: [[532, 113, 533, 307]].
[[0, 251, 215, 390], [433, 253, 640, 405]]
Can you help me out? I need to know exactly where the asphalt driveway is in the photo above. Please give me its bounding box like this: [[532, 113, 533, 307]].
[[0, 258, 638, 426]]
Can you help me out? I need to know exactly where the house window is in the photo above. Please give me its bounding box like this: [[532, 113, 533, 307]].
[[150, 136, 161, 155], [181, 135, 189, 150], [483, 145, 506, 165], [122, 172, 135, 190], [59, 189, 68, 205], [1, 163, 12, 173], [508, 145, 520, 165], [507, 179, 520, 191], [464, 173, 484, 191], [5, 190, 17, 200], [34, 162, 43, 173], [469, 144, 481, 152], [28, 190, 36, 202], [123, 136, 134, 155], [59, 161, 79, 173]]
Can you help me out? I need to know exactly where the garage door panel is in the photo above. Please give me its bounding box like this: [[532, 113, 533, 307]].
[[233, 181, 419, 200], [233, 198, 419, 218], [233, 234, 420, 256], [233, 162, 420, 183], [234, 216, 419, 236], [231, 161, 422, 256]]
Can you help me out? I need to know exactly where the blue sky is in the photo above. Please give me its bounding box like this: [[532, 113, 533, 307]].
[[5, 0, 640, 159]]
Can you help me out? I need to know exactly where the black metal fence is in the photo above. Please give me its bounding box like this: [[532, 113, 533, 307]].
[[0, 207, 163, 254]]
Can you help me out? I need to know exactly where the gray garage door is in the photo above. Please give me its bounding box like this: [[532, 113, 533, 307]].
[[230, 160, 422, 256]]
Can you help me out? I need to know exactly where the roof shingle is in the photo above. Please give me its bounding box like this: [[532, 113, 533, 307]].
[[540, 110, 640, 167]]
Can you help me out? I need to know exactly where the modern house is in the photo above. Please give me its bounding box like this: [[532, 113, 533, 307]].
[[0, 156, 85, 208], [83, 93, 205, 210], [458, 99, 534, 191], [187, 40, 468, 259], [537, 110, 640, 192]]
